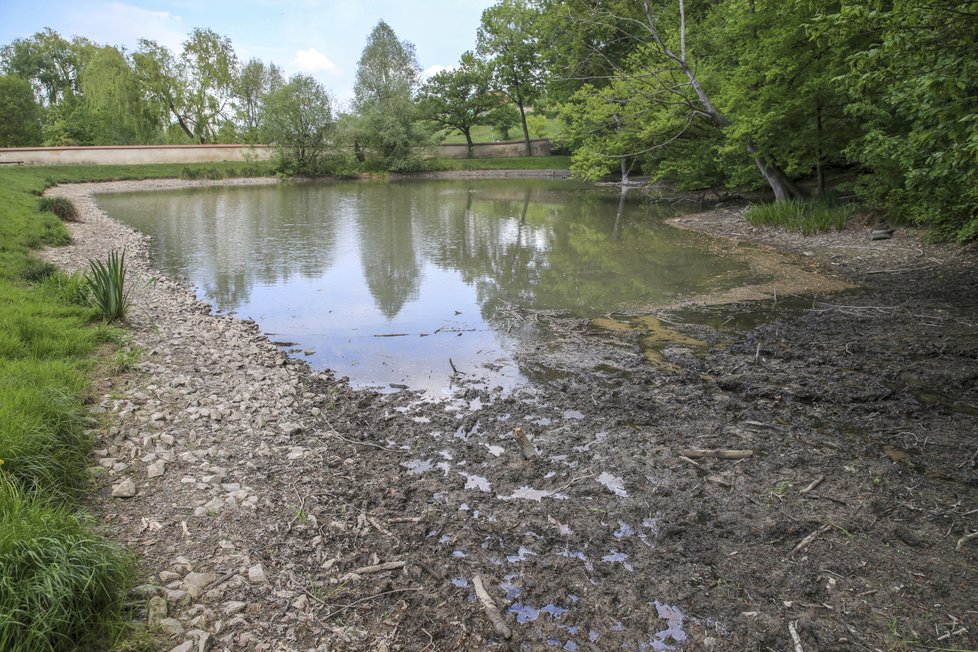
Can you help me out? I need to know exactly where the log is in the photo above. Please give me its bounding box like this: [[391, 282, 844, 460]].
[[680, 448, 754, 459]]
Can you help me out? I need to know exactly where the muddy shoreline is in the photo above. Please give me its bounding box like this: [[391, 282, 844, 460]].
[[43, 179, 978, 651]]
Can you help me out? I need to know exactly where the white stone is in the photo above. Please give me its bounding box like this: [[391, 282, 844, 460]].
[[247, 564, 267, 584], [148, 460, 166, 478], [111, 478, 137, 498]]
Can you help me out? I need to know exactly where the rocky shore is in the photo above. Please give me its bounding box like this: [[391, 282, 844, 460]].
[[43, 179, 978, 651]]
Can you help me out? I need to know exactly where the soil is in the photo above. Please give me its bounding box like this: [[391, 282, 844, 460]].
[[43, 181, 978, 652]]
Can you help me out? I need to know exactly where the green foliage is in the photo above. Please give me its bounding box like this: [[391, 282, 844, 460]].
[[477, 0, 543, 154], [264, 74, 334, 176], [744, 199, 854, 235], [0, 479, 136, 651], [0, 75, 42, 146], [40, 271, 89, 307], [37, 196, 78, 222], [417, 52, 501, 156], [83, 250, 136, 323]]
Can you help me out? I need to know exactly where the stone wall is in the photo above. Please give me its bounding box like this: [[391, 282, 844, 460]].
[[0, 139, 554, 166]]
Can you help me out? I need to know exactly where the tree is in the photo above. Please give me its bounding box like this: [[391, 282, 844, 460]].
[[477, 0, 542, 156], [0, 75, 43, 146], [264, 74, 334, 175], [417, 52, 501, 157], [79, 45, 159, 144], [0, 29, 92, 106], [133, 29, 238, 143], [816, 1, 978, 240], [352, 20, 427, 168], [235, 59, 284, 143]]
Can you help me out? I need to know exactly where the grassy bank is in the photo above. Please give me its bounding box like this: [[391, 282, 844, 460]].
[[744, 198, 855, 235], [0, 161, 278, 650]]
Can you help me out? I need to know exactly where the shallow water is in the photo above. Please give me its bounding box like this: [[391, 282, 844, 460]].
[[97, 179, 756, 393]]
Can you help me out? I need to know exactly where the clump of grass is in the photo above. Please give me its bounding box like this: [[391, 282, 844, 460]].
[[38, 196, 79, 222], [19, 258, 58, 283], [84, 250, 136, 323], [744, 198, 855, 235], [0, 478, 136, 651], [41, 270, 90, 306]]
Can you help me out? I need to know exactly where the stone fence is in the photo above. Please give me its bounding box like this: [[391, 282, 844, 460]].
[[0, 139, 553, 166]]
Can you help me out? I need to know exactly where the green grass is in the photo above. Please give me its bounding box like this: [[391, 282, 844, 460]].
[[743, 198, 855, 235], [37, 196, 79, 222], [84, 250, 137, 323], [0, 479, 136, 652]]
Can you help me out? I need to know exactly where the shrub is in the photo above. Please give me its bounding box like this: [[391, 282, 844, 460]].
[[37, 196, 79, 222], [744, 198, 854, 235], [0, 478, 135, 651], [84, 250, 136, 323]]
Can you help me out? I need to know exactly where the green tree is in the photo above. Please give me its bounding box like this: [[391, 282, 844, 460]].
[[417, 52, 500, 157], [352, 20, 427, 168], [477, 0, 542, 156], [236, 58, 284, 143], [133, 29, 238, 143], [0, 28, 92, 106], [0, 75, 43, 146], [817, 1, 978, 240], [264, 74, 334, 175], [78, 45, 160, 144]]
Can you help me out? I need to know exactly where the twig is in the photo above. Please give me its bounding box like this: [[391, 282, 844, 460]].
[[680, 448, 754, 459], [322, 417, 400, 452], [788, 621, 804, 652], [321, 587, 422, 621], [955, 530, 978, 551], [799, 476, 825, 495], [449, 358, 459, 375], [473, 574, 512, 639], [791, 524, 831, 556], [707, 475, 733, 489]]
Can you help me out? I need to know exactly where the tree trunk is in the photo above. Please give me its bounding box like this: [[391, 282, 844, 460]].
[[815, 102, 825, 196], [620, 158, 630, 185], [464, 129, 474, 159], [517, 101, 532, 156], [747, 140, 803, 201], [169, 100, 195, 142]]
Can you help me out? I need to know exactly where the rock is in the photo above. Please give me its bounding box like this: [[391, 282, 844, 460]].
[[247, 564, 268, 584], [164, 588, 192, 606], [147, 595, 168, 625], [148, 460, 166, 478], [111, 478, 137, 498], [130, 583, 164, 599], [169, 642, 193, 652], [159, 570, 181, 583], [279, 422, 302, 436], [158, 617, 185, 637], [182, 571, 217, 598], [222, 600, 247, 616]]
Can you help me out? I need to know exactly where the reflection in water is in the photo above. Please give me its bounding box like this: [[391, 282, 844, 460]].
[[96, 179, 753, 393]]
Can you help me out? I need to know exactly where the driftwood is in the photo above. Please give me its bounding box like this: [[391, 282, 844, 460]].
[[680, 448, 754, 459], [473, 574, 512, 639], [513, 427, 537, 460], [955, 530, 978, 552], [799, 476, 825, 495], [788, 621, 805, 652]]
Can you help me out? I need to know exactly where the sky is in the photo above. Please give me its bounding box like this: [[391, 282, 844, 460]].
[[0, 0, 496, 106]]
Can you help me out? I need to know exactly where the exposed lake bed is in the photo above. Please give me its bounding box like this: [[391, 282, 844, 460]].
[[44, 177, 978, 651]]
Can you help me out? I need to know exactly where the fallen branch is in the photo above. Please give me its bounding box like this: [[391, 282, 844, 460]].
[[799, 476, 825, 495], [791, 524, 831, 556], [706, 475, 733, 489], [339, 560, 406, 582], [788, 621, 805, 652], [955, 530, 978, 552], [473, 574, 512, 639], [680, 448, 754, 459]]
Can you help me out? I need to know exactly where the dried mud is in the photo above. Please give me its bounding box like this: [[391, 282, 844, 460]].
[[43, 184, 978, 651]]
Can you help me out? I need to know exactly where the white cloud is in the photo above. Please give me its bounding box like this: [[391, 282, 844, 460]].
[[292, 48, 338, 74], [66, 2, 185, 51]]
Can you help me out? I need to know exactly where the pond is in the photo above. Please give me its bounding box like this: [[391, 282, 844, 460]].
[[96, 179, 761, 394]]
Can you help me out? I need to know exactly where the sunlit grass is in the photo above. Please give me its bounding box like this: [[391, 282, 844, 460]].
[[744, 198, 854, 235]]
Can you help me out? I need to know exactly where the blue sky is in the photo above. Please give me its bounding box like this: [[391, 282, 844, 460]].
[[0, 0, 496, 105]]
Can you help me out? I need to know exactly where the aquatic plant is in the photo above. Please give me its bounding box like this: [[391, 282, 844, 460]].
[[744, 198, 854, 235]]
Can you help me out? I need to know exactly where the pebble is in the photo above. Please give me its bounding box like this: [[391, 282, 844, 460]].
[[248, 564, 268, 584], [111, 478, 137, 498]]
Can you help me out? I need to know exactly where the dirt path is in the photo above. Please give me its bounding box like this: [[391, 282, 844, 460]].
[[44, 183, 977, 651]]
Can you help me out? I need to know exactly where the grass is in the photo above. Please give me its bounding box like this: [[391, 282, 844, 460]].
[[743, 197, 855, 235], [37, 196, 79, 222]]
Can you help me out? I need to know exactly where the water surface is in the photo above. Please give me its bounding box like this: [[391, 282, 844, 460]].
[[97, 179, 755, 393]]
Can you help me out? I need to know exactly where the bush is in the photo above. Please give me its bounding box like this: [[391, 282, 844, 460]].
[[37, 196, 79, 222], [744, 198, 854, 235], [84, 250, 136, 323], [0, 479, 135, 651]]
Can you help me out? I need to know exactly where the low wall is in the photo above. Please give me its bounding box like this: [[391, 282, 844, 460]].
[[0, 139, 554, 166]]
